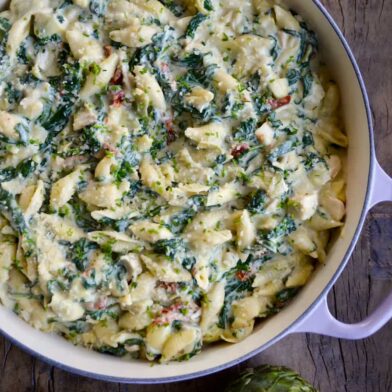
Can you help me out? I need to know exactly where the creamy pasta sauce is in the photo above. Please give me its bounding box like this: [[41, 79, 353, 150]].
[[0, 0, 347, 362]]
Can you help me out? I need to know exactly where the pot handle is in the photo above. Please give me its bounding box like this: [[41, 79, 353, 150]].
[[368, 160, 392, 208], [292, 160, 392, 338]]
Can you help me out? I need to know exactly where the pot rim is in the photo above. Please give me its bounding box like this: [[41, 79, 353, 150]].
[[0, 0, 375, 384]]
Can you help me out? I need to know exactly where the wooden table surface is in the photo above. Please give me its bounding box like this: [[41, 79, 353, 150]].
[[1, 1, 392, 391]]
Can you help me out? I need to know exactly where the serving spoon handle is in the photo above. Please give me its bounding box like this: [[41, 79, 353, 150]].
[[292, 159, 392, 339]]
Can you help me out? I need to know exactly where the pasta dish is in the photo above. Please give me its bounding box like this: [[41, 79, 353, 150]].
[[0, 0, 347, 362]]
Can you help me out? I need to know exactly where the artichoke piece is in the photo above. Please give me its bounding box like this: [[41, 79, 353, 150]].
[[225, 365, 317, 392]]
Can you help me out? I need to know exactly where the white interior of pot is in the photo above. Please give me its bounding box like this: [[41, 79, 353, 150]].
[[0, 0, 371, 382]]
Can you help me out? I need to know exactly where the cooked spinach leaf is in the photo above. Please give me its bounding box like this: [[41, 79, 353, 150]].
[[258, 216, 297, 252], [0, 158, 39, 182], [153, 238, 185, 259], [0, 17, 11, 33], [15, 122, 29, 146], [69, 197, 102, 231], [40, 62, 82, 139], [96, 338, 143, 357], [302, 131, 314, 147], [130, 27, 175, 69], [276, 287, 300, 304], [5, 82, 23, 105], [158, 0, 185, 16], [69, 238, 98, 272], [89, 0, 108, 17], [286, 69, 301, 85], [0, 188, 29, 234], [233, 118, 257, 142], [218, 256, 257, 329], [302, 152, 325, 171], [168, 195, 205, 233], [87, 307, 120, 321], [302, 71, 313, 97], [247, 190, 267, 214], [267, 138, 299, 164], [185, 13, 208, 38]]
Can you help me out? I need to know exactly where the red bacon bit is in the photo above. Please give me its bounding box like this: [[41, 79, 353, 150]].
[[236, 270, 251, 282], [95, 297, 108, 310], [153, 303, 184, 325], [231, 143, 249, 158], [85, 297, 108, 311], [161, 303, 182, 314], [165, 118, 176, 144], [111, 90, 125, 106], [102, 142, 119, 155], [158, 281, 178, 293], [160, 62, 170, 73], [268, 95, 291, 110], [110, 67, 123, 85], [165, 119, 173, 130], [104, 45, 113, 57]]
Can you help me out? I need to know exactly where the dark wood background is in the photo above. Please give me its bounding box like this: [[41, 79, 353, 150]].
[[1, 1, 391, 391]]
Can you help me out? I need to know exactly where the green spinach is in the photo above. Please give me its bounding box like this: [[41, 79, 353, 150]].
[[89, 0, 108, 17], [233, 118, 257, 142], [0, 188, 29, 234], [69, 238, 98, 272], [153, 238, 185, 259], [185, 13, 208, 38], [247, 190, 267, 214], [218, 256, 257, 329], [267, 138, 299, 164]]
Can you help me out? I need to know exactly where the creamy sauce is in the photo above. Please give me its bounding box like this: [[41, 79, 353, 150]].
[[0, 0, 347, 362]]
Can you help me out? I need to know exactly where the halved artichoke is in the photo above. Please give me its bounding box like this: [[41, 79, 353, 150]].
[[225, 365, 318, 392]]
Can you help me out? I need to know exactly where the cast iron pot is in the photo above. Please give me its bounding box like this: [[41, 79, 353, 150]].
[[1, 0, 391, 384]]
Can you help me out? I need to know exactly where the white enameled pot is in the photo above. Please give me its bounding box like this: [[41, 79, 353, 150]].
[[1, 0, 392, 384]]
